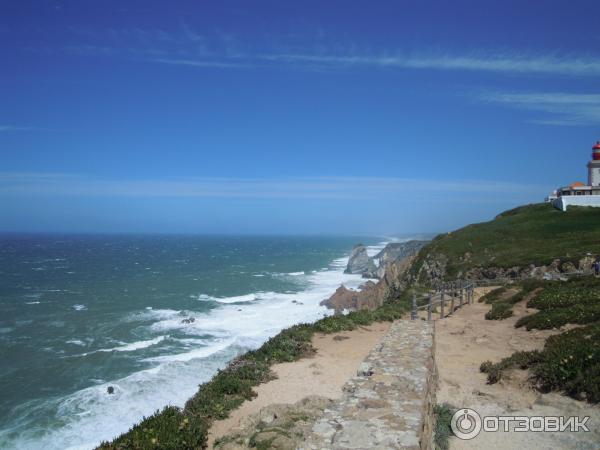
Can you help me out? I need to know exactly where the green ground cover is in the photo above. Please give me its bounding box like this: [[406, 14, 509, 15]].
[[411, 204, 600, 279], [516, 276, 600, 330], [481, 323, 600, 402]]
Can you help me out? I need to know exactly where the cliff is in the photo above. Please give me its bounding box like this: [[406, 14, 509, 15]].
[[344, 244, 377, 275], [324, 240, 427, 312], [410, 203, 600, 284]]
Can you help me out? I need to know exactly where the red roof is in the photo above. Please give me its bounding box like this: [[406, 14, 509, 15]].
[[594, 141, 600, 150]]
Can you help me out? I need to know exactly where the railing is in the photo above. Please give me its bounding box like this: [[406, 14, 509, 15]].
[[410, 270, 597, 321], [410, 280, 478, 321]]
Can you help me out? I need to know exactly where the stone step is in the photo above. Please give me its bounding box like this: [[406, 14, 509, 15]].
[[301, 320, 436, 449]]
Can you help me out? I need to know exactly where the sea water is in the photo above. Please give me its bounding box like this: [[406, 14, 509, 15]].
[[0, 234, 387, 449]]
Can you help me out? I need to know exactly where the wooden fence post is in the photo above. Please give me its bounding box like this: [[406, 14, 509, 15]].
[[440, 287, 445, 319], [411, 294, 417, 320], [427, 294, 432, 321], [450, 283, 455, 314], [459, 281, 463, 307]]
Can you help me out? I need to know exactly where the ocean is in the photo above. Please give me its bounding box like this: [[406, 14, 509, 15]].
[[0, 234, 386, 450]]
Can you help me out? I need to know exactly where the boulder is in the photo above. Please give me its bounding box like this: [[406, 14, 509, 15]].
[[579, 255, 596, 272]]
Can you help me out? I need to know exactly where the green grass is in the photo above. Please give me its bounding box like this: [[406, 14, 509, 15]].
[[480, 351, 542, 384], [515, 303, 600, 330], [98, 296, 410, 449], [411, 203, 600, 280], [480, 324, 600, 402], [485, 302, 513, 320], [434, 403, 456, 450], [482, 280, 548, 321], [516, 276, 600, 330], [478, 287, 507, 304]]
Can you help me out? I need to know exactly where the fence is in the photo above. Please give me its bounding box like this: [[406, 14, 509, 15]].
[[410, 280, 478, 321], [410, 270, 597, 321]]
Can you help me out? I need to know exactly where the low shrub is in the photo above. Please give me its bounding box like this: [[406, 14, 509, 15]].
[[485, 302, 513, 320], [434, 403, 456, 450], [100, 406, 207, 450], [481, 323, 600, 402], [527, 286, 600, 310], [478, 287, 507, 304], [516, 303, 600, 330], [480, 351, 541, 384], [532, 324, 600, 402]]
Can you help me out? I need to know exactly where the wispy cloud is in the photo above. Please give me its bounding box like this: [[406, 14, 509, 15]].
[[43, 25, 600, 77], [259, 52, 600, 76], [149, 58, 254, 69], [0, 173, 546, 201], [0, 125, 49, 132], [478, 91, 600, 126]]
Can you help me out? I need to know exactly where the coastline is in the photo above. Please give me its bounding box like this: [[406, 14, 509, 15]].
[[1, 237, 391, 450], [207, 321, 391, 447], [89, 240, 391, 449], [98, 241, 413, 449]]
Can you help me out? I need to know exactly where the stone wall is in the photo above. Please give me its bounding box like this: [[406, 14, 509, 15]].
[[301, 320, 437, 449]]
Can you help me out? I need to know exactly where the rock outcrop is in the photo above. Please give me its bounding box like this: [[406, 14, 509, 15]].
[[374, 241, 428, 267], [367, 241, 428, 278], [344, 244, 376, 275], [345, 241, 429, 279], [326, 240, 430, 313], [320, 282, 381, 313], [414, 251, 597, 284]]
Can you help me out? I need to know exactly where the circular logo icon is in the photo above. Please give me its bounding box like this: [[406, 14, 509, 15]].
[[451, 408, 482, 440]]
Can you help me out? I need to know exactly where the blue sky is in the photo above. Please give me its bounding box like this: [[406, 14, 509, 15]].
[[1, 0, 599, 235]]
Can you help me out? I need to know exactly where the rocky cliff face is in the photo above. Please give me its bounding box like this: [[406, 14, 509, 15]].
[[345, 241, 428, 279], [344, 244, 377, 275], [414, 251, 597, 284], [325, 240, 428, 312]]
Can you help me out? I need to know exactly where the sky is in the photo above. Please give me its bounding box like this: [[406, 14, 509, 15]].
[[1, 0, 599, 235]]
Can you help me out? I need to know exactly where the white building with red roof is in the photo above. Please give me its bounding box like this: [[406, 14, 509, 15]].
[[551, 141, 600, 211]]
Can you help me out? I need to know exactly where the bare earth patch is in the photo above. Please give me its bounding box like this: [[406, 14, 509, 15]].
[[436, 287, 600, 450], [207, 321, 390, 448]]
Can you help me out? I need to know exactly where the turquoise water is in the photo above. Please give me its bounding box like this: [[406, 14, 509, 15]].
[[0, 234, 383, 449]]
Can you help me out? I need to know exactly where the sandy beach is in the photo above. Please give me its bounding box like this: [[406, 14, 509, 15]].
[[207, 321, 391, 447]]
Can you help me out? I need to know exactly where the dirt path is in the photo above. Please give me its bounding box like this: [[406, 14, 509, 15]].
[[436, 287, 600, 450], [207, 321, 391, 447]]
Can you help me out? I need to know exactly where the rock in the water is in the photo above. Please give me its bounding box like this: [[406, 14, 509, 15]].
[[344, 244, 376, 275], [181, 317, 195, 324], [107, 386, 115, 395]]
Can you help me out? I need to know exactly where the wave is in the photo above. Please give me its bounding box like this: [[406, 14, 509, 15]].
[[143, 338, 235, 363], [99, 336, 168, 353], [2, 240, 391, 450], [72, 304, 87, 311]]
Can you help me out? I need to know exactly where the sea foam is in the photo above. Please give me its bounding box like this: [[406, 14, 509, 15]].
[[4, 242, 388, 450]]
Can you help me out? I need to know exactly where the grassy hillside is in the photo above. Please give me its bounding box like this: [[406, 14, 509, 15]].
[[413, 203, 600, 278]]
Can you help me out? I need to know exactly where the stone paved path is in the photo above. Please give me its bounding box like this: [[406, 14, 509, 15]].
[[301, 320, 436, 449]]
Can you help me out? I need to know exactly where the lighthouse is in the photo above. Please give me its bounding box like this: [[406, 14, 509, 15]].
[[550, 140, 600, 211], [588, 141, 600, 187]]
